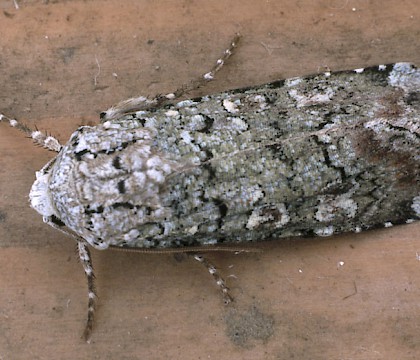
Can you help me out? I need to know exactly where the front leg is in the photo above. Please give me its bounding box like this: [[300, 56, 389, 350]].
[[77, 241, 97, 343], [0, 113, 62, 152]]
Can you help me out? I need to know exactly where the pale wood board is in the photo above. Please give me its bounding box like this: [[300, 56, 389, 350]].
[[0, 1, 419, 359]]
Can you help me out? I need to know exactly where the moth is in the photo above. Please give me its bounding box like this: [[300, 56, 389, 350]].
[[1, 35, 419, 341]]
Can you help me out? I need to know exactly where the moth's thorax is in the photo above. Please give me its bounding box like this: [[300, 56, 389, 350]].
[[39, 122, 179, 249]]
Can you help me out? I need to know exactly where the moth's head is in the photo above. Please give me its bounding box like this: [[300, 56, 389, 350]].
[[29, 158, 59, 221]]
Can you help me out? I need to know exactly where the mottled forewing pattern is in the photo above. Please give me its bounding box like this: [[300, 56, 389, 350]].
[[45, 63, 419, 250]]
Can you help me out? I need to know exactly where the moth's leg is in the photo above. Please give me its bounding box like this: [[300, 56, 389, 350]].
[[169, 33, 241, 98], [101, 34, 241, 121], [191, 254, 233, 305], [0, 113, 62, 152], [77, 241, 97, 343]]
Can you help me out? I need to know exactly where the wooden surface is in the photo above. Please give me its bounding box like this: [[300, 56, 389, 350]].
[[0, 1, 419, 359]]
